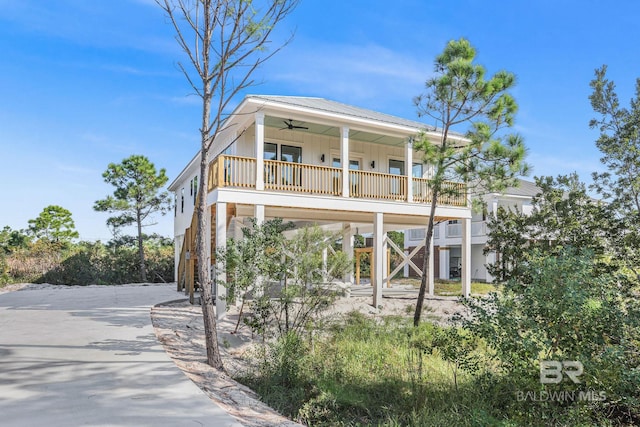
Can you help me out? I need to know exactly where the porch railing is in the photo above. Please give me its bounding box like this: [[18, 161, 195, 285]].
[[471, 221, 486, 236], [208, 154, 467, 207], [264, 159, 342, 196], [349, 170, 406, 201]]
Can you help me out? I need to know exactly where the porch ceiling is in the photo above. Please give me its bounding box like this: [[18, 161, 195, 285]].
[[233, 203, 459, 228], [264, 115, 406, 147]]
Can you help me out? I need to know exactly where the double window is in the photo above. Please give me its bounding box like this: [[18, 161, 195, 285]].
[[333, 157, 361, 195], [264, 143, 302, 187]]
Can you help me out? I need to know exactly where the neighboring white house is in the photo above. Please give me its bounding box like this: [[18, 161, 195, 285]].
[[168, 95, 474, 316], [404, 179, 541, 283]]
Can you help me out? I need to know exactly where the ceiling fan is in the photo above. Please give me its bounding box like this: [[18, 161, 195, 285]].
[[280, 119, 309, 130]]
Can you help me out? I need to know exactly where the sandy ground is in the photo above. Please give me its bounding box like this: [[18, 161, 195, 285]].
[[2, 283, 463, 426]]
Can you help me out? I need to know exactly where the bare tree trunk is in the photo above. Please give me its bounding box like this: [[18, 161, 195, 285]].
[[414, 189, 439, 326], [157, 0, 299, 371], [136, 212, 147, 282], [196, 152, 223, 369]]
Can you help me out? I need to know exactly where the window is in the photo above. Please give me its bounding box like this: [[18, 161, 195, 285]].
[[412, 162, 425, 199], [388, 159, 405, 175], [264, 143, 303, 187], [264, 142, 277, 160], [412, 163, 423, 178], [190, 178, 193, 196], [332, 157, 361, 194], [409, 229, 425, 240], [174, 194, 177, 217], [193, 176, 198, 205], [388, 159, 405, 195], [264, 143, 278, 185], [332, 158, 360, 169], [280, 145, 302, 163], [181, 188, 184, 213], [281, 145, 302, 186]]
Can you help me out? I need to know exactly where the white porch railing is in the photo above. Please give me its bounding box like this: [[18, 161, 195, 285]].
[[471, 221, 486, 236]]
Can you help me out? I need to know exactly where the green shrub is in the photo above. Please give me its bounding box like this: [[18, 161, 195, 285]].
[[462, 248, 640, 425]]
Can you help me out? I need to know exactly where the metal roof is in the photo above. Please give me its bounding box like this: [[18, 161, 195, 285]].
[[503, 179, 541, 198], [247, 95, 439, 133]]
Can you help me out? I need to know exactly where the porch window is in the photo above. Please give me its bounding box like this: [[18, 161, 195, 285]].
[[412, 162, 424, 200], [264, 142, 278, 185], [412, 163, 423, 178], [389, 159, 405, 196], [349, 159, 360, 196], [281, 145, 302, 186], [264, 142, 277, 160]]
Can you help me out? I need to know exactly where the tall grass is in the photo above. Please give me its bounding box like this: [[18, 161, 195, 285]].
[[239, 311, 628, 426], [239, 312, 504, 426]]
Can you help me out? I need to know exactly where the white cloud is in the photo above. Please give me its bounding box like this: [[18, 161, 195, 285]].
[[260, 39, 432, 111]]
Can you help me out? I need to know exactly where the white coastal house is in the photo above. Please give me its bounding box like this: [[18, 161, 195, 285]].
[[168, 95, 475, 315], [404, 179, 541, 283]]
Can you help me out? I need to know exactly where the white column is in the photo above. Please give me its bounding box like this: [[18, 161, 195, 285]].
[[205, 208, 212, 276], [254, 204, 265, 224], [253, 204, 266, 298], [382, 232, 388, 287], [234, 218, 243, 308], [428, 236, 435, 295], [341, 126, 349, 198], [342, 224, 354, 283], [406, 138, 413, 202], [461, 218, 471, 297], [439, 247, 450, 280], [373, 212, 384, 308], [215, 202, 227, 319], [255, 112, 265, 191]]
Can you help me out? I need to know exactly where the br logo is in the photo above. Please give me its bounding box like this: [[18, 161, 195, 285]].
[[540, 361, 583, 384]]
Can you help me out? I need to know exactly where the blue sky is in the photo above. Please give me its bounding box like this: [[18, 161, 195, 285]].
[[1, 0, 639, 241]]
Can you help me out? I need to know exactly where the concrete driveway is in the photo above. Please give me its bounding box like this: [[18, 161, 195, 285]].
[[0, 284, 242, 427]]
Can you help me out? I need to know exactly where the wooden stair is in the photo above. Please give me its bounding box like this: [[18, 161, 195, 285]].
[[177, 200, 235, 304]]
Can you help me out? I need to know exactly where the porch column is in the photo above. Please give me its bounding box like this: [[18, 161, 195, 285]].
[[341, 126, 349, 197], [215, 201, 227, 319], [234, 218, 243, 308], [406, 138, 413, 202], [461, 218, 471, 298], [373, 212, 384, 308], [439, 247, 450, 280], [428, 236, 435, 295], [205, 207, 212, 276], [254, 204, 265, 224], [490, 197, 499, 216], [255, 112, 265, 191], [382, 232, 389, 287], [342, 224, 354, 283]]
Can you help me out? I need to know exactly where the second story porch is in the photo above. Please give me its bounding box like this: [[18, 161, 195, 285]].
[[208, 154, 467, 207]]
